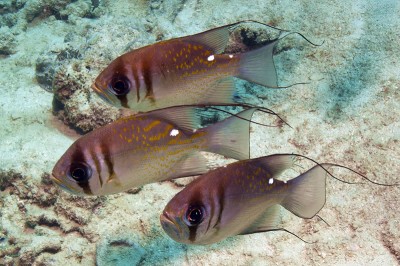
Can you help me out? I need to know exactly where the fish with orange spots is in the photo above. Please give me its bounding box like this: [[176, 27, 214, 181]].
[[92, 21, 295, 112], [161, 154, 396, 245], [51, 106, 261, 195]]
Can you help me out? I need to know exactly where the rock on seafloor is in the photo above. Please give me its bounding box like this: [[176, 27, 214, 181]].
[[0, 0, 399, 265]]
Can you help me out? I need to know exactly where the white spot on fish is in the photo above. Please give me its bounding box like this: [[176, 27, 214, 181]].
[[170, 129, 179, 136], [283, 180, 287, 184], [207, 55, 215, 61], [269, 178, 274, 185], [229, 54, 233, 58], [193, 129, 197, 133]]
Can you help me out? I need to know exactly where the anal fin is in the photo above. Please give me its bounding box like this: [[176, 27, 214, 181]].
[[240, 205, 282, 235], [204, 77, 235, 104]]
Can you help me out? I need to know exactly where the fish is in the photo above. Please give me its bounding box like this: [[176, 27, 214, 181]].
[[160, 154, 396, 245], [92, 21, 283, 112], [51, 106, 259, 196]]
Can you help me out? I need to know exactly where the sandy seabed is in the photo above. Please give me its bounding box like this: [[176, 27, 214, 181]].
[[0, 0, 399, 265]]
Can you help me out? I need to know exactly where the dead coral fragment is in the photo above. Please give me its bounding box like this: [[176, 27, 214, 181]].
[[0, 171, 58, 210], [0, 170, 23, 191], [18, 237, 62, 265], [52, 60, 120, 133], [54, 194, 105, 226]]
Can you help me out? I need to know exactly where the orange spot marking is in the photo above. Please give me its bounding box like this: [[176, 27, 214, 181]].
[[143, 120, 161, 132]]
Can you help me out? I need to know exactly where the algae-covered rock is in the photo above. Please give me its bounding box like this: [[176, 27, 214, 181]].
[[0, 0, 103, 32], [0, 26, 17, 55], [34, 31, 121, 133], [23, 0, 100, 22], [59, 0, 92, 22]]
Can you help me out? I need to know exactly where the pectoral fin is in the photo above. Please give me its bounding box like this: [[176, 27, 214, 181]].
[[167, 152, 209, 180]]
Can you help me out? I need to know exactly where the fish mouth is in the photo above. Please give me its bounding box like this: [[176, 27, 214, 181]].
[[160, 211, 176, 226], [50, 174, 76, 194], [160, 211, 183, 237], [91, 82, 116, 105], [50, 173, 62, 186]]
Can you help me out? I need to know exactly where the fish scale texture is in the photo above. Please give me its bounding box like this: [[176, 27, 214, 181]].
[[0, 0, 399, 265]]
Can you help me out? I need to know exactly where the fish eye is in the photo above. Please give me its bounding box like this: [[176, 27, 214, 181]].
[[185, 205, 205, 226], [68, 162, 92, 182], [109, 75, 130, 96]]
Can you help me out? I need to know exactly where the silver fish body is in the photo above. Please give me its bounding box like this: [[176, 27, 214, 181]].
[[92, 21, 280, 112], [161, 154, 327, 245], [51, 107, 257, 196]]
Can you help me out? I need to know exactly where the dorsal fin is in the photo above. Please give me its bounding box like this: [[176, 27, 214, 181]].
[[143, 106, 201, 132], [252, 154, 296, 179], [178, 23, 238, 54]]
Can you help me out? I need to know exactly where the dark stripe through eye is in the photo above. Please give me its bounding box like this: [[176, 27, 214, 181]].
[[186, 204, 205, 242]]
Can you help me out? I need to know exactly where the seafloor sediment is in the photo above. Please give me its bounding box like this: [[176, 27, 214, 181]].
[[0, 0, 399, 265]]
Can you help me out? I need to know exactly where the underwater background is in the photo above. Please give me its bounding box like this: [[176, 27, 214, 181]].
[[0, 0, 399, 265]]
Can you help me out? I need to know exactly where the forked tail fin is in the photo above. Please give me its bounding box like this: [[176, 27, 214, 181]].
[[237, 39, 279, 88], [281, 164, 328, 219], [204, 108, 257, 160]]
